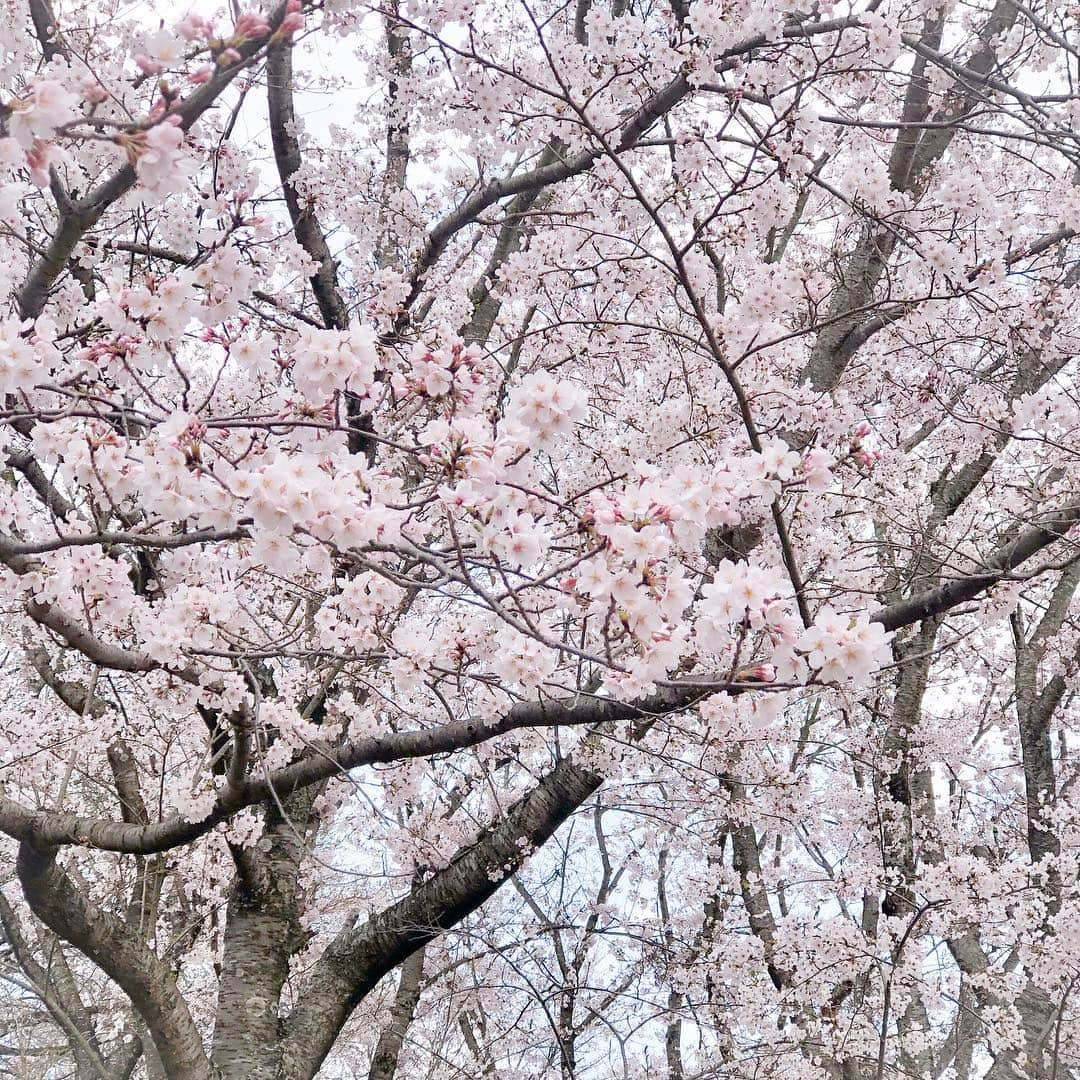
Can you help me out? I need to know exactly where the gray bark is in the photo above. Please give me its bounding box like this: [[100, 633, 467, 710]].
[[367, 947, 425, 1080], [282, 757, 602, 1080], [16, 844, 211, 1080], [802, 0, 1020, 391]]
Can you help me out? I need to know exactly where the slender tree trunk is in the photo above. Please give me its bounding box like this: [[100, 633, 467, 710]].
[[368, 946, 425, 1080]]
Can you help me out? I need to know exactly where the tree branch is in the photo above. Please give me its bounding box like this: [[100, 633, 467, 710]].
[[4, 491, 1080, 857], [873, 503, 1080, 631], [281, 756, 601, 1080], [16, 844, 211, 1080]]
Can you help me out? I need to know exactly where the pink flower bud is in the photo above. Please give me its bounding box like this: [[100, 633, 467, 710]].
[[278, 11, 305, 35], [80, 78, 109, 105], [177, 13, 214, 40], [736, 663, 777, 683], [136, 54, 165, 75], [234, 11, 271, 38], [25, 140, 56, 187]]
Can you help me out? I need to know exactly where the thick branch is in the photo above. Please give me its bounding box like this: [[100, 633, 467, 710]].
[[5, 494, 1080, 856], [802, 0, 1020, 391], [16, 844, 211, 1080], [28, 0, 65, 62], [367, 946, 425, 1080], [281, 757, 601, 1080], [0, 677, 720, 853], [873, 503, 1080, 631], [266, 40, 349, 331], [400, 11, 871, 322], [17, 2, 295, 323]]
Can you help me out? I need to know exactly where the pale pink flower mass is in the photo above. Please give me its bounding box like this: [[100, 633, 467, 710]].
[[0, 2, 1072, 1075], [7, 79, 78, 150]]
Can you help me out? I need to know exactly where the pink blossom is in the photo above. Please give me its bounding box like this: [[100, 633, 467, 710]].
[[79, 77, 109, 105], [798, 608, 891, 685], [290, 325, 379, 402], [735, 663, 777, 683], [8, 79, 78, 150], [176, 12, 214, 40], [801, 447, 834, 491], [0, 318, 56, 393], [507, 372, 588, 446], [234, 11, 271, 38], [134, 55, 165, 76], [131, 117, 195, 199], [24, 139, 61, 187], [277, 0, 304, 38]]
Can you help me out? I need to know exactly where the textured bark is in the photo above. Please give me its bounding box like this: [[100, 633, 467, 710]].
[[983, 984, 1057, 1080], [802, 0, 1018, 391], [880, 621, 939, 919], [210, 899, 291, 1079], [951, 980, 978, 1080], [658, 847, 684, 1080], [16, 844, 211, 1080], [282, 757, 602, 1080], [949, 930, 1057, 1080], [1012, 564, 1078, 886], [266, 40, 349, 334], [367, 946, 425, 1080], [28, 0, 64, 61], [211, 792, 319, 1080], [729, 821, 788, 990], [872, 502, 1080, 632], [375, 4, 412, 273], [969, 571, 1080, 1078], [1015, 637, 1063, 879]]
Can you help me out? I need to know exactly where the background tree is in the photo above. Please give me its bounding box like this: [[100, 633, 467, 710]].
[[0, 0, 1078, 1076]]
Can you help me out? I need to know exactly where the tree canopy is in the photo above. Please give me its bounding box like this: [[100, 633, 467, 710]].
[[0, 0, 1078, 1076]]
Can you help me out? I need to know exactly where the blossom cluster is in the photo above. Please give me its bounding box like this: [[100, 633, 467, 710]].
[[289, 325, 381, 402]]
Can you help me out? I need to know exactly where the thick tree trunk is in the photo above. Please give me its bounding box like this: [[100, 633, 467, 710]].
[[211, 792, 319, 1080]]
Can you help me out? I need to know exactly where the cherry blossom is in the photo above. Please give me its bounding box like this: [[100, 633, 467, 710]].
[[0, 0, 1073, 1077], [7, 78, 77, 150], [289, 324, 380, 401], [128, 116, 195, 199], [798, 607, 892, 685]]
